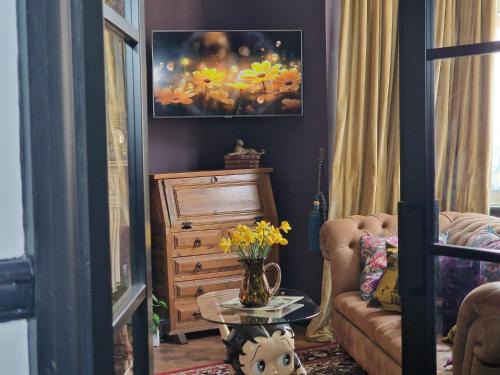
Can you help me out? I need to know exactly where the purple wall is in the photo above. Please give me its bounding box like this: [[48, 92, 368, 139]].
[[146, 0, 328, 302]]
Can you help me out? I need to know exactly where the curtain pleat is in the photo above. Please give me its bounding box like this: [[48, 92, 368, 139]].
[[307, 0, 400, 341]]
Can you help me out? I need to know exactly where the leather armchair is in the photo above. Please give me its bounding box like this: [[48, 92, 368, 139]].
[[453, 282, 500, 375]]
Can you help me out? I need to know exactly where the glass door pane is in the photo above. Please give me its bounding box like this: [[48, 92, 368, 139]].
[[434, 255, 500, 373], [105, 0, 126, 17], [433, 0, 500, 48], [434, 52, 499, 213], [104, 27, 133, 305], [432, 46, 500, 375], [114, 319, 134, 374]]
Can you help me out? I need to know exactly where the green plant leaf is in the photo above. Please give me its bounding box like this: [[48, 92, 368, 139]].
[[159, 300, 168, 310], [152, 313, 160, 327]]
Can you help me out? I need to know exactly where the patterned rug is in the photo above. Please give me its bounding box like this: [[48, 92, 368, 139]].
[[156, 344, 367, 375]]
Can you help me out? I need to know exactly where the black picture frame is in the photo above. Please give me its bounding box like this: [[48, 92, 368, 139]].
[[151, 30, 304, 118]]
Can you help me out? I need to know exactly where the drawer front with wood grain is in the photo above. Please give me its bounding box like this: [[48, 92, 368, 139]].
[[173, 253, 241, 277], [176, 303, 203, 323], [172, 230, 222, 257], [175, 275, 242, 301], [163, 173, 274, 228]]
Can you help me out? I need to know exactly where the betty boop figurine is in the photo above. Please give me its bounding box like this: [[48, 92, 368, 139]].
[[223, 324, 306, 375]]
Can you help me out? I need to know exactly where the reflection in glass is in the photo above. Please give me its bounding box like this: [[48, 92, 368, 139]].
[[114, 322, 134, 375], [104, 28, 132, 304], [434, 52, 498, 213], [434, 257, 500, 373], [104, 0, 126, 16], [434, 0, 499, 48], [492, 25, 500, 202]]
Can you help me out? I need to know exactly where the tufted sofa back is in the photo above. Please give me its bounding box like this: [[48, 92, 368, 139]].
[[320, 212, 500, 298], [439, 212, 500, 246]]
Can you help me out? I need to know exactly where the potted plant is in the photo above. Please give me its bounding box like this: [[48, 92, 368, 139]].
[[152, 294, 168, 347], [218, 221, 291, 307]]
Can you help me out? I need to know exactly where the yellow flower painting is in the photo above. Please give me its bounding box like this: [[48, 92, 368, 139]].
[[152, 30, 302, 117]]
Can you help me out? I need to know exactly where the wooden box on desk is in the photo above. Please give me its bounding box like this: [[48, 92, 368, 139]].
[[149, 168, 279, 340]]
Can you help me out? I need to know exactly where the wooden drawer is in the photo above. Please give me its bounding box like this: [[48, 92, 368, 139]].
[[175, 303, 203, 323], [172, 230, 222, 257], [174, 253, 241, 277], [175, 275, 242, 301]]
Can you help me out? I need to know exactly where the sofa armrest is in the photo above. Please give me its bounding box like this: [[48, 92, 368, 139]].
[[453, 282, 500, 373]]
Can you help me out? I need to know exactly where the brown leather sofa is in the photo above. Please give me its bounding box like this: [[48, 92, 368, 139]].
[[320, 212, 500, 375]]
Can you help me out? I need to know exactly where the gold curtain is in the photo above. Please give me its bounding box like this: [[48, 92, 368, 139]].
[[307, 0, 400, 341], [434, 0, 496, 213]]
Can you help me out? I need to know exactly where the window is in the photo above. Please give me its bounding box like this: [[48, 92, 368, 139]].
[[103, 1, 151, 374]]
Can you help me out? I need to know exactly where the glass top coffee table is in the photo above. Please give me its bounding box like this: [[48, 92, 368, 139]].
[[197, 288, 319, 375]]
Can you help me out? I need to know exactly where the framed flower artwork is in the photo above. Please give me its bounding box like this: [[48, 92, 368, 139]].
[[152, 30, 303, 118]]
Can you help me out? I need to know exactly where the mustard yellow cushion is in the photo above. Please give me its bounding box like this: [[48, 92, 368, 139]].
[[368, 247, 401, 312]]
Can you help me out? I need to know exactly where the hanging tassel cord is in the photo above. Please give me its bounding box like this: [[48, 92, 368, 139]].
[[316, 148, 328, 223]]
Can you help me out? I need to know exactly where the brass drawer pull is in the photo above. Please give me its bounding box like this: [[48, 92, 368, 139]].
[[192, 310, 202, 318], [210, 176, 218, 183], [196, 286, 205, 296], [193, 238, 202, 248], [194, 262, 203, 272]]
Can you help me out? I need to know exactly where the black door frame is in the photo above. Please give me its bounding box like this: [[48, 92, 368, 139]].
[[399, 1, 500, 373], [17, 0, 152, 373]]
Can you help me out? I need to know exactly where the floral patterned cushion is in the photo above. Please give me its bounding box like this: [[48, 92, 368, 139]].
[[368, 246, 400, 312], [360, 235, 398, 301]]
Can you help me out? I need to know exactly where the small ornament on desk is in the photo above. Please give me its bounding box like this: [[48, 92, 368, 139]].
[[224, 139, 265, 169]]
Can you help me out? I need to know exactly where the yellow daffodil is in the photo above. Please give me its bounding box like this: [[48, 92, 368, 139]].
[[219, 219, 291, 258], [236, 225, 251, 236], [279, 238, 288, 245], [192, 67, 225, 89], [155, 87, 195, 105], [272, 68, 301, 92], [231, 230, 244, 245], [239, 61, 282, 84], [243, 231, 257, 244], [270, 228, 284, 244], [218, 238, 232, 253], [256, 220, 270, 232], [280, 221, 292, 233]]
